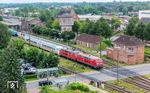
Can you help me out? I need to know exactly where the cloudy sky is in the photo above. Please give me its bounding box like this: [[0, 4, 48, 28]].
[[0, 0, 149, 3]]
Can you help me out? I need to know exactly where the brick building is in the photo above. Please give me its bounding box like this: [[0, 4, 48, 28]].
[[58, 14, 74, 32], [106, 35, 144, 65], [76, 33, 102, 49], [57, 8, 78, 32]]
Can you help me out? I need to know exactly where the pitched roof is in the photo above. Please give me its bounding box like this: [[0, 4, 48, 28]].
[[76, 33, 101, 44], [57, 14, 72, 18], [114, 35, 144, 46], [29, 19, 42, 25], [57, 8, 78, 19]]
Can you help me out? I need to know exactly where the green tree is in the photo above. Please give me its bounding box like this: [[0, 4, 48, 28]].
[[61, 31, 75, 41], [49, 29, 59, 38], [32, 26, 43, 35], [134, 22, 145, 40], [36, 51, 45, 68], [0, 48, 25, 93], [0, 16, 3, 21], [22, 47, 39, 63], [52, 19, 60, 30], [42, 53, 59, 68], [9, 38, 26, 54], [96, 18, 112, 38], [72, 21, 80, 35], [111, 17, 121, 29], [46, 19, 53, 28], [0, 23, 11, 49], [125, 17, 138, 36], [144, 23, 150, 41]]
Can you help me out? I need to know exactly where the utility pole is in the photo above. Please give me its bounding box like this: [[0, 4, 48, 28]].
[[100, 36, 102, 57], [66, 35, 69, 45], [116, 48, 120, 83], [46, 63, 49, 84]]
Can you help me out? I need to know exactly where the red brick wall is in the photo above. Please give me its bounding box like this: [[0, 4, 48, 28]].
[[106, 45, 144, 65]]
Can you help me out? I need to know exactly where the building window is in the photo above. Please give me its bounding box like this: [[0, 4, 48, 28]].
[[128, 48, 134, 53]]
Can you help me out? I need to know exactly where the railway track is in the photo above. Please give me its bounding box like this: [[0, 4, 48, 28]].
[[123, 76, 150, 91], [104, 83, 133, 93], [19, 32, 119, 69], [103, 59, 117, 69], [58, 66, 133, 93]]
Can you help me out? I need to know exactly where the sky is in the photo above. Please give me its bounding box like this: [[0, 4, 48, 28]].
[[0, 0, 149, 3]]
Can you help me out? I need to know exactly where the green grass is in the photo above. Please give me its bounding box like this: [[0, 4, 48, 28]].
[[145, 47, 150, 56], [59, 57, 93, 73], [144, 74, 150, 79], [25, 77, 38, 82], [107, 79, 146, 93], [144, 47, 150, 62], [24, 74, 38, 82], [145, 47, 150, 54]]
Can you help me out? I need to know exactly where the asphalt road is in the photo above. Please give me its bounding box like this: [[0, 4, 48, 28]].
[[26, 63, 150, 89]]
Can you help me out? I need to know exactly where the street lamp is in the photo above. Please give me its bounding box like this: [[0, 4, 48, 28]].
[[100, 36, 102, 57], [46, 63, 49, 84], [115, 47, 120, 82]]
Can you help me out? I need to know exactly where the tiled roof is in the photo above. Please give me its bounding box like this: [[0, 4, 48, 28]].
[[57, 14, 72, 18], [57, 8, 77, 19], [114, 35, 144, 46], [29, 19, 42, 25], [76, 33, 102, 44]]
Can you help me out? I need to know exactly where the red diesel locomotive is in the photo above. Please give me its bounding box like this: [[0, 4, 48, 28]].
[[59, 48, 104, 68]]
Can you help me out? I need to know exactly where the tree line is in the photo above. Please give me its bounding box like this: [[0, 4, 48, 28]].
[[0, 22, 59, 93], [125, 17, 150, 41], [0, 23, 26, 93], [73, 18, 113, 39], [2, 2, 150, 15]]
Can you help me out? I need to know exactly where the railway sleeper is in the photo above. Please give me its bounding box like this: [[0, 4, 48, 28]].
[[129, 79, 150, 88], [105, 83, 132, 93], [124, 80, 150, 91], [134, 76, 150, 83], [129, 77, 150, 86]]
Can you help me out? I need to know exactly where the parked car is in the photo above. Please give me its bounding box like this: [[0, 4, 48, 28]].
[[39, 80, 53, 86]]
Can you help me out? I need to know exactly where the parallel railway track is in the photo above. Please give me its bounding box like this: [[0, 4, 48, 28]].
[[123, 76, 150, 92], [58, 66, 133, 93]]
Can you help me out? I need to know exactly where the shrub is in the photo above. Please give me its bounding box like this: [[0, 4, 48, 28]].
[[68, 82, 89, 92]]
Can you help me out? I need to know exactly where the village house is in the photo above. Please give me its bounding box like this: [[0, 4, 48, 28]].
[[106, 35, 144, 65], [57, 8, 78, 32], [76, 33, 102, 49], [0, 17, 21, 31], [58, 14, 74, 32], [21, 18, 44, 31]]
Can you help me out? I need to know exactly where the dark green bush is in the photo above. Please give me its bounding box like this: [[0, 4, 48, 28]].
[[68, 82, 89, 92]]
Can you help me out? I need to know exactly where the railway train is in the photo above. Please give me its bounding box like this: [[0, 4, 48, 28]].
[[19, 33, 104, 68]]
